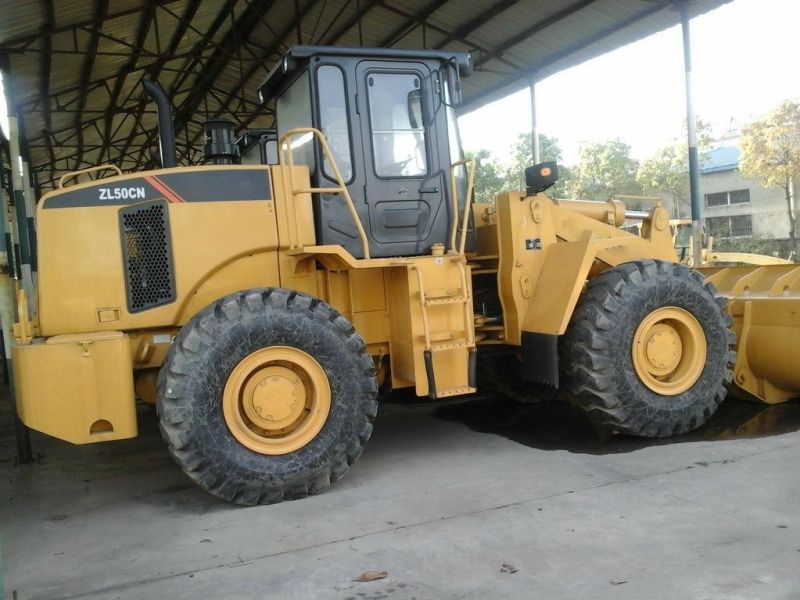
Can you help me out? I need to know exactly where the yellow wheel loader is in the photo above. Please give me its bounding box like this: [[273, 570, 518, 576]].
[[8, 46, 799, 505]]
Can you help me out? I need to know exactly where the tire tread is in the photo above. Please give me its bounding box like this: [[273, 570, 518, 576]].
[[561, 260, 736, 438], [157, 288, 378, 505]]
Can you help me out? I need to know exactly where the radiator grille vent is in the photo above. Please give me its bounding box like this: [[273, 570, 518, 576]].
[[119, 201, 175, 313]]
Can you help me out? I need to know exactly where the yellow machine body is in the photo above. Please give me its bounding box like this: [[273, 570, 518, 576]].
[[12, 331, 137, 444], [11, 153, 660, 443], [470, 196, 677, 346], [12, 157, 479, 440], [11, 129, 799, 446], [35, 165, 283, 336]]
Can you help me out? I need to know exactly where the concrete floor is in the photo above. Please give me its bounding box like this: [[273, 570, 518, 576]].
[[2, 393, 800, 600]]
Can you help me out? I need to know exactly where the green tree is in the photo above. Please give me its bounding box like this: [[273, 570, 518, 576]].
[[466, 149, 506, 203], [505, 133, 570, 198], [636, 120, 713, 218], [569, 139, 640, 201], [712, 236, 793, 260], [637, 144, 690, 217], [739, 100, 800, 252]]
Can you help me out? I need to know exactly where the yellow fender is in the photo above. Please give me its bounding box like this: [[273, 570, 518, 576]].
[[495, 192, 677, 342]]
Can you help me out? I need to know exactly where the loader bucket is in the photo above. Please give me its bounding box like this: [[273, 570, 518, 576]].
[[702, 264, 800, 404]]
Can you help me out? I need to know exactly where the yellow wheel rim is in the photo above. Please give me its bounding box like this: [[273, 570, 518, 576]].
[[223, 346, 331, 455], [631, 306, 706, 396]]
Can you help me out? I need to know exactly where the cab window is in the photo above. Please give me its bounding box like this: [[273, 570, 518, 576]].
[[317, 65, 353, 182], [277, 70, 314, 171], [366, 72, 428, 178]]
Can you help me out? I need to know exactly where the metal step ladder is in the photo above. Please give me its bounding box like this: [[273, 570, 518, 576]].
[[411, 261, 477, 399]]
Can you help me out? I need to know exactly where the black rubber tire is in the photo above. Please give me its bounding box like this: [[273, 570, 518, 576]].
[[560, 260, 735, 438], [157, 288, 378, 505]]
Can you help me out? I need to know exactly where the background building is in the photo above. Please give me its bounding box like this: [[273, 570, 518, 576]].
[[702, 145, 790, 240]]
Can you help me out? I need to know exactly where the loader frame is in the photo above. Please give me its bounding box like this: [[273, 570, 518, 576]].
[[8, 45, 798, 490], [10, 117, 682, 446]]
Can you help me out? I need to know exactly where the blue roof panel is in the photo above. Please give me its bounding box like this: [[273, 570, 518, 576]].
[[702, 146, 740, 174]]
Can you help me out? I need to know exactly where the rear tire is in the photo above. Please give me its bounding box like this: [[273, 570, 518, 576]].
[[157, 288, 378, 505], [561, 260, 735, 438]]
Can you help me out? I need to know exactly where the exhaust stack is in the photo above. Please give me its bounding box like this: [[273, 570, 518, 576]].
[[142, 79, 177, 168], [203, 119, 238, 165]]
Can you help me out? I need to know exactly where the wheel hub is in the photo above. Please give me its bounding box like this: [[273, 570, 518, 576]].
[[242, 366, 306, 431], [643, 324, 682, 374], [632, 306, 706, 396], [223, 346, 331, 455]]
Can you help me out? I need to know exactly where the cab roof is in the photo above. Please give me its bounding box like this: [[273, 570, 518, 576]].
[[258, 45, 472, 105]]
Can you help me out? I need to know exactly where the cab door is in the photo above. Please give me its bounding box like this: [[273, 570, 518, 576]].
[[355, 61, 448, 256]]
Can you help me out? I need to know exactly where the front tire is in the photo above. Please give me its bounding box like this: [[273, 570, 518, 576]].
[[157, 288, 378, 505], [561, 260, 735, 438]]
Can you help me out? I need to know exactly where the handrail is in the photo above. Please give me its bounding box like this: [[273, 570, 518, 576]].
[[58, 164, 122, 189], [278, 127, 371, 259], [448, 157, 476, 255], [410, 265, 432, 352]]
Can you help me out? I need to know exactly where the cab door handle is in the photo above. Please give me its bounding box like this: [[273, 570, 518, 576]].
[[419, 187, 439, 194]]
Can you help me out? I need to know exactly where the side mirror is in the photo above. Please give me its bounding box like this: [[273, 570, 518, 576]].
[[525, 162, 559, 195], [444, 64, 462, 107], [407, 89, 424, 128]]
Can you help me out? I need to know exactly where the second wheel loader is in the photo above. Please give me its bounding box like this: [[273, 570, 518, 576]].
[[7, 46, 799, 505]]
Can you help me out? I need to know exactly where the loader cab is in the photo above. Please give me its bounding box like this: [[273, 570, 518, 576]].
[[258, 46, 473, 258]]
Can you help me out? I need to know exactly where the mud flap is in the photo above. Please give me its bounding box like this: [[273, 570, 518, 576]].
[[521, 331, 559, 387]]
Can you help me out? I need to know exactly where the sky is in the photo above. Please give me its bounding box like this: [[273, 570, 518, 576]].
[[458, 0, 800, 166]]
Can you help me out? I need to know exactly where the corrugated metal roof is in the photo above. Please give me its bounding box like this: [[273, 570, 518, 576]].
[[0, 0, 731, 191], [702, 145, 740, 174]]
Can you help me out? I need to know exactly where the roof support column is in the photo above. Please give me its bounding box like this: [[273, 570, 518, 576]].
[[1, 58, 36, 316], [0, 148, 32, 466], [529, 76, 540, 164], [0, 56, 34, 465], [679, 2, 703, 266]]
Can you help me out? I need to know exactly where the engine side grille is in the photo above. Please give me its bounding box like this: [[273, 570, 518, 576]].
[[119, 201, 176, 313]]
